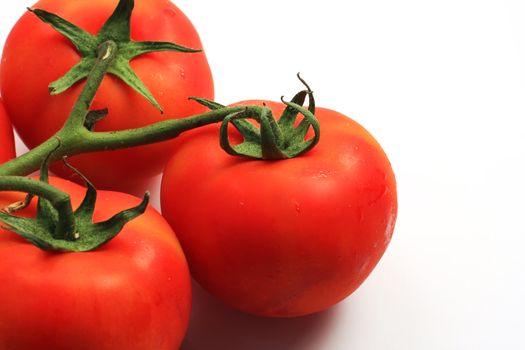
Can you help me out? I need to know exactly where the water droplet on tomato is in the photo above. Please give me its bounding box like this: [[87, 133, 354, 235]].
[[179, 68, 186, 79]]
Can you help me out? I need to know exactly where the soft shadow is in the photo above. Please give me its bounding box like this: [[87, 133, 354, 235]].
[[181, 279, 340, 350], [105, 174, 162, 204]]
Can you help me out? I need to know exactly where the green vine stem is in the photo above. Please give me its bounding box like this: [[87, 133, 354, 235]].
[[0, 38, 117, 177], [0, 40, 267, 177], [0, 0, 321, 251], [0, 0, 321, 179], [0, 107, 268, 177]]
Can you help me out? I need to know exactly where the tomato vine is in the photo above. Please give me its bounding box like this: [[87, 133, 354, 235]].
[[0, 0, 320, 252]]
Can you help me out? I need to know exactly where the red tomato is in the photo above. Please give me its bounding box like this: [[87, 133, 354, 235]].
[[161, 100, 397, 317], [0, 0, 214, 190], [0, 99, 15, 164], [0, 177, 192, 349]]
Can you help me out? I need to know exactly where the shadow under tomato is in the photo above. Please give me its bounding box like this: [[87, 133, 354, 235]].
[[181, 279, 340, 350]]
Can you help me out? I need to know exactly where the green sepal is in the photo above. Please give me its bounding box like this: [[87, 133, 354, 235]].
[[196, 76, 321, 160], [279, 98, 320, 156], [189, 96, 225, 110], [97, 0, 134, 42], [258, 107, 287, 159], [119, 41, 201, 59], [49, 59, 95, 95], [277, 73, 316, 140], [0, 192, 148, 252], [28, 8, 98, 56], [107, 57, 164, 112], [190, 97, 261, 142], [0, 215, 60, 251], [29, 0, 201, 112], [0, 159, 150, 252], [70, 189, 150, 252], [220, 111, 263, 159]]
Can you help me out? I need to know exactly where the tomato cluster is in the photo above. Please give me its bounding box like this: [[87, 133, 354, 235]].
[[0, 0, 397, 348]]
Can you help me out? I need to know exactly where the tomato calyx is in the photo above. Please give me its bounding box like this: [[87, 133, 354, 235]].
[[191, 75, 321, 160], [0, 157, 149, 252], [29, 0, 201, 113]]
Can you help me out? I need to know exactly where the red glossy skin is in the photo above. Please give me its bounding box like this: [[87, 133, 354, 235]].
[[161, 101, 397, 317], [0, 177, 192, 349], [0, 99, 15, 164], [0, 0, 214, 190]]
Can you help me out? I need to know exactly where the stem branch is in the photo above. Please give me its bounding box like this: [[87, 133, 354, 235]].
[[0, 105, 265, 177]]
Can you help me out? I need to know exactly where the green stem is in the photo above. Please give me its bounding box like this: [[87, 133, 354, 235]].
[[0, 43, 318, 177], [0, 40, 117, 177], [0, 137, 62, 176], [0, 176, 75, 240], [84, 106, 264, 149], [0, 105, 265, 177], [63, 40, 117, 130], [0, 36, 270, 177]]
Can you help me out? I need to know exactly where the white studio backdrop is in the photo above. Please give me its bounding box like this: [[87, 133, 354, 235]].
[[1, 1, 525, 349]]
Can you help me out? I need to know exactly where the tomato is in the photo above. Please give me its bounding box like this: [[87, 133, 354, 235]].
[[0, 176, 192, 349], [160, 100, 397, 317], [0, 99, 15, 164], [0, 0, 214, 190]]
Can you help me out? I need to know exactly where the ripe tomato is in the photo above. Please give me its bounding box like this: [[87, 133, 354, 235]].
[[0, 99, 15, 164], [0, 176, 192, 349], [161, 100, 397, 317], [0, 0, 214, 190]]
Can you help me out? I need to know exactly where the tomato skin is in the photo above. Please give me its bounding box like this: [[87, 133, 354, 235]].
[[161, 101, 397, 317], [0, 99, 15, 164], [0, 0, 214, 190], [0, 177, 192, 349]]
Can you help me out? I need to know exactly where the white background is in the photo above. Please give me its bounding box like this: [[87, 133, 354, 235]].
[[1, 0, 525, 349]]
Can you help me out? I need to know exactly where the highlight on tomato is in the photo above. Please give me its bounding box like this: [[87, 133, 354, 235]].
[[0, 99, 15, 164], [160, 95, 397, 317], [0, 176, 192, 349], [0, 0, 214, 190]]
